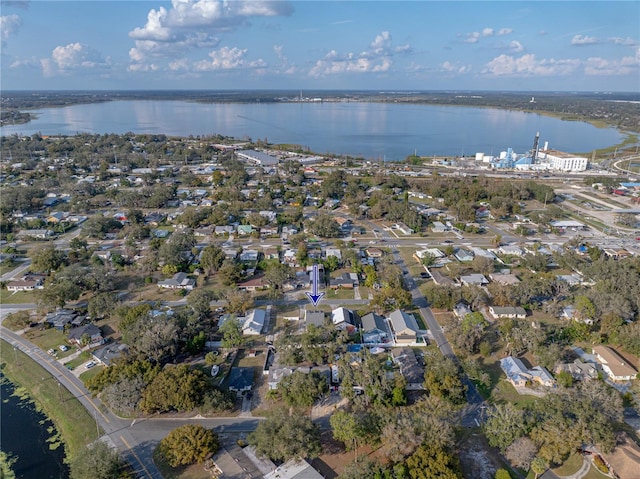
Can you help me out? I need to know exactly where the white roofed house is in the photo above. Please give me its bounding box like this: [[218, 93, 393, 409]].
[[489, 306, 527, 319], [241, 309, 267, 336], [593, 346, 638, 381], [388, 309, 421, 345], [331, 307, 357, 334], [157, 272, 195, 290]]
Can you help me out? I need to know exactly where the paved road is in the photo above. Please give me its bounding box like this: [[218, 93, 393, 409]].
[[364, 219, 488, 427], [0, 258, 32, 281], [0, 322, 263, 479]]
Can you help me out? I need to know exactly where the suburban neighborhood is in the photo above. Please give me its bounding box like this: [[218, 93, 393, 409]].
[[1, 131, 640, 479]]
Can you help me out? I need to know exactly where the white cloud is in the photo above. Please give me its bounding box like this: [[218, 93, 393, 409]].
[[608, 37, 637, 46], [128, 0, 292, 66], [1, 14, 22, 43], [41, 42, 110, 77], [272, 44, 296, 75], [483, 54, 580, 77], [571, 34, 599, 45], [510, 40, 524, 53], [584, 52, 639, 76], [308, 31, 410, 78], [440, 61, 470, 74], [193, 46, 266, 71], [463, 26, 511, 44]]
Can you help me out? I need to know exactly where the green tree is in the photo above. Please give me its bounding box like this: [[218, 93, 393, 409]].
[[140, 365, 209, 413], [158, 424, 219, 467], [70, 441, 123, 479], [199, 245, 226, 275], [248, 408, 321, 462], [495, 469, 511, 479], [405, 444, 463, 479], [530, 457, 547, 479], [278, 370, 329, 407], [330, 410, 362, 451], [219, 317, 244, 348], [29, 244, 66, 273], [483, 403, 527, 452], [305, 214, 340, 238]]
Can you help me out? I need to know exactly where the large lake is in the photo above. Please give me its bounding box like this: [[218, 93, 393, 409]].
[[0, 101, 624, 160], [0, 377, 69, 479]]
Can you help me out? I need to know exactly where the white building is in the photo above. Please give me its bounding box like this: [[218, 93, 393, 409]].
[[537, 149, 588, 172]]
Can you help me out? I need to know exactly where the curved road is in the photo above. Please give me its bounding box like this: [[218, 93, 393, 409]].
[[0, 323, 262, 479]]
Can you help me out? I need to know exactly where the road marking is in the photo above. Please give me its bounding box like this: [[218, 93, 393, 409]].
[[120, 435, 154, 479]]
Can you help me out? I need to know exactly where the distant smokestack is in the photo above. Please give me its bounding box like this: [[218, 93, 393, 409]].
[[543, 141, 549, 151], [532, 132, 540, 160]]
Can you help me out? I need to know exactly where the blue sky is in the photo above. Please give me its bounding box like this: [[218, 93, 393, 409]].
[[1, 1, 638, 91]]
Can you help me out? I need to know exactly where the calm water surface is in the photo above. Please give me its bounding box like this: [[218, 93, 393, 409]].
[[0, 377, 69, 479], [0, 101, 624, 159]]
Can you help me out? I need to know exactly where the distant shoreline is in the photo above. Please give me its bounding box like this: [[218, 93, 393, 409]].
[[1, 90, 638, 134]]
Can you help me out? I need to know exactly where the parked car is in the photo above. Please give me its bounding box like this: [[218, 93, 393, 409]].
[[85, 361, 96, 369], [58, 345, 68, 352]]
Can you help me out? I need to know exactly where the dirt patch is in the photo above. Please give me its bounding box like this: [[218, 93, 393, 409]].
[[314, 430, 386, 478], [458, 431, 516, 479]]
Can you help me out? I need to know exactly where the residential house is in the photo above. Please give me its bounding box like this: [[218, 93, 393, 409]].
[[453, 302, 472, 320], [593, 346, 638, 381], [554, 359, 598, 382], [237, 225, 254, 236], [157, 272, 195, 290], [361, 313, 389, 344], [331, 307, 357, 333], [460, 273, 489, 287], [241, 309, 267, 336], [228, 367, 254, 395], [46, 309, 80, 330], [264, 459, 324, 479], [324, 248, 342, 261], [263, 246, 279, 260], [430, 269, 455, 286], [529, 366, 556, 387], [471, 247, 497, 260], [391, 348, 425, 389], [489, 272, 520, 285], [388, 309, 421, 345], [67, 324, 104, 348], [239, 249, 259, 262], [330, 272, 358, 289], [16, 229, 54, 240], [500, 356, 530, 387], [92, 343, 128, 367], [394, 222, 415, 235], [498, 245, 524, 257], [431, 221, 448, 233], [260, 226, 279, 236], [365, 247, 384, 258], [214, 225, 235, 235], [561, 305, 594, 325], [305, 310, 326, 328], [489, 306, 527, 319], [6, 277, 44, 292], [237, 275, 269, 292], [454, 248, 474, 262]]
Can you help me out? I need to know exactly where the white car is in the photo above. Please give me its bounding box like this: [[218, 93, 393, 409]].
[[59, 345, 68, 352], [85, 361, 97, 369]]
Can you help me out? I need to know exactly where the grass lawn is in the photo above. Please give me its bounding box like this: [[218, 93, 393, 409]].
[[552, 453, 584, 476], [79, 365, 104, 383], [326, 288, 354, 300], [1, 310, 38, 331], [0, 289, 37, 304], [24, 327, 71, 353], [490, 380, 540, 408], [0, 339, 100, 460]]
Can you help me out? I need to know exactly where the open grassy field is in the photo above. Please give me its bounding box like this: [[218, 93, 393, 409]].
[[0, 289, 36, 304], [0, 339, 99, 460]]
